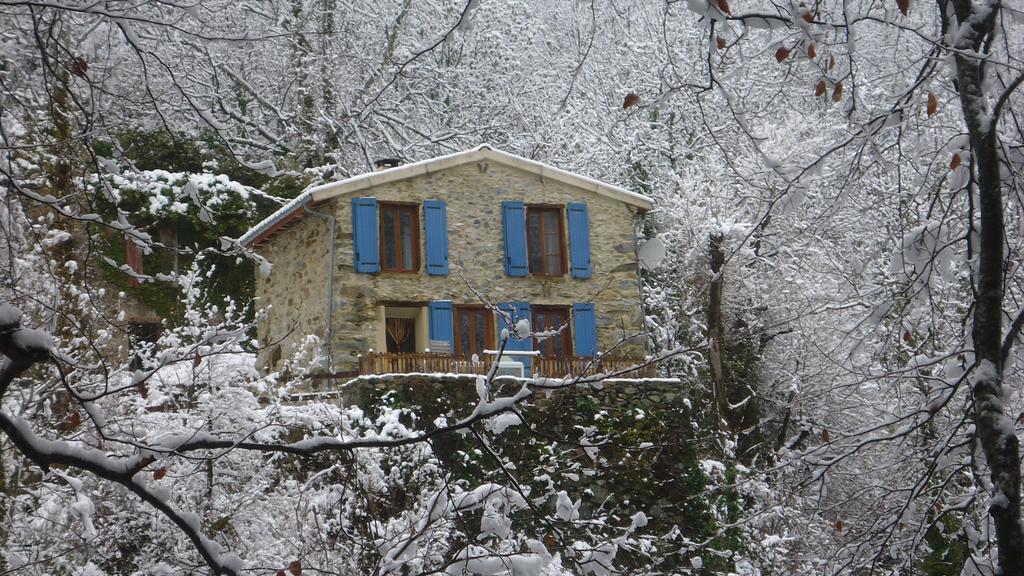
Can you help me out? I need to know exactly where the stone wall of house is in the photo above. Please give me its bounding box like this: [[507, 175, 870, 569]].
[[254, 212, 331, 370], [255, 160, 647, 373]]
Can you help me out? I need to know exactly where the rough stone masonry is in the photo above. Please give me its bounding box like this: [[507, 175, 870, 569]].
[[254, 159, 647, 374]]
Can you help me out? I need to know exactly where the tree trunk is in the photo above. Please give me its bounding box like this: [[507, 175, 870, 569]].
[[708, 232, 727, 428], [949, 0, 1024, 572]]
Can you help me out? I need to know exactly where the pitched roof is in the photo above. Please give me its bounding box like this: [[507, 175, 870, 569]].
[[240, 144, 653, 247]]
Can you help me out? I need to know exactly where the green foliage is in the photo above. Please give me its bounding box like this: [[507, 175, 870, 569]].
[[91, 129, 311, 324], [115, 129, 205, 174], [722, 334, 768, 462], [96, 232, 182, 320], [344, 375, 729, 571], [920, 512, 968, 575]]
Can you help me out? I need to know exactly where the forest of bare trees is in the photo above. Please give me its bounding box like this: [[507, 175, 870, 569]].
[[1, 0, 1022, 574]]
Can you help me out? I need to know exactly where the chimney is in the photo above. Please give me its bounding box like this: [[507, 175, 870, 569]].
[[374, 158, 403, 171]]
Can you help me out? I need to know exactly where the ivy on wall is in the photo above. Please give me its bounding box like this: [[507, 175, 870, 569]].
[[91, 130, 310, 325]]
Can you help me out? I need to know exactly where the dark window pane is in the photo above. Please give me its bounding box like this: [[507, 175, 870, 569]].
[[552, 313, 565, 356], [382, 210, 396, 269], [526, 207, 563, 275], [533, 308, 569, 357], [460, 314, 470, 355], [474, 313, 486, 353], [380, 204, 419, 272], [456, 308, 492, 358], [527, 212, 542, 272], [400, 211, 413, 270]]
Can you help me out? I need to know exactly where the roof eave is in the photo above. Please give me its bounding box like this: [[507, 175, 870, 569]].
[[240, 145, 654, 247], [309, 147, 654, 210]]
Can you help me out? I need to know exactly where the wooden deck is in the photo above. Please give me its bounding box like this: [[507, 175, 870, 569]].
[[357, 352, 655, 378]]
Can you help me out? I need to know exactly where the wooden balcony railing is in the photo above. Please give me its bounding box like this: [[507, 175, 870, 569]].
[[358, 352, 656, 379]]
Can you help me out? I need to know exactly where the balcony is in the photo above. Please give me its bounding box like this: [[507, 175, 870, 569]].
[[357, 352, 656, 379]]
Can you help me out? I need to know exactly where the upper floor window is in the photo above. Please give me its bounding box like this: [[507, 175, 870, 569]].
[[380, 203, 419, 272], [502, 201, 589, 278], [526, 206, 565, 276], [353, 197, 447, 275]]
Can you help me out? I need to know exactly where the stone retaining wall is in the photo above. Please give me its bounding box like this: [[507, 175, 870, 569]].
[[288, 373, 715, 555]]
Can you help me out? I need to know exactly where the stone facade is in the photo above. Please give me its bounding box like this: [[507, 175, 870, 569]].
[[253, 154, 649, 374]]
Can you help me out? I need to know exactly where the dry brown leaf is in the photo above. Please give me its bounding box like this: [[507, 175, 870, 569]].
[[802, 10, 814, 22], [832, 82, 844, 102], [289, 560, 302, 576], [950, 153, 962, 171], [138, 382, 148, 399], [775, 47, 791, 63], [71, 57, 88, 78], [807, 43, 817, 59], [835, 519, 844, 532], [622, 93, 641, 109], [821, 429, 831, 443], [153, 467, 167, 481], [828, 55, 836, 71], [716, 0, 731, 14], [276, 572, 286, 576], [716, 36, 727, 50], [193, 351, 202, 368], [69, 411, 81, 429], [896, 0, 910, 16], [926, 92, 937, 116], [815, 80, 827, 97]]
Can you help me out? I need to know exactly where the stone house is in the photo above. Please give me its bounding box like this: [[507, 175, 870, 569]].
[[241, 145, 653, 377]]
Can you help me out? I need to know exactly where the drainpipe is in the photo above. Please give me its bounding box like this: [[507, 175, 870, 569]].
[[304, 202, 337, 373], [633, 209, 652, 356]]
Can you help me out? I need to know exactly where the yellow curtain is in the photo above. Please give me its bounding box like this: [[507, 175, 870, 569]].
[[386, 317, 413, 347]]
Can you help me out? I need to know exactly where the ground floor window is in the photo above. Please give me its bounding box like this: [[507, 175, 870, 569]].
[[455, 306, 494, 358], [385, 316, 416, 353], [532, 306, 571, 357], [379, 304, 426, 354]]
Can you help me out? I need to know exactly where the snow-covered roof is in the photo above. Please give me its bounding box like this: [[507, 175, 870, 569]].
[[240, 144, 653, 247]]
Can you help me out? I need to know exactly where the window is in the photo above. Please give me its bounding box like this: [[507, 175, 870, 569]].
[[455, 306, 494, 358], [379, 203, 419, 272], [385, 316, 417, 353], [526, 206, 565, 276], [532, 306, 571, 357], [124, 235, 143, 287], [381, 304, 424, 353], [503, 202, 589, 279]]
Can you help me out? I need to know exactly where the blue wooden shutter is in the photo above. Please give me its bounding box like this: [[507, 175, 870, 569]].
[[567, 203, 592, 279], [498, 302, 533, 374], [352, 197, 379, 273], [573, 303, 597, 357], [428, 300, 454, 350], [423, 200, 449, 276], [501, 201, 528, 277]]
